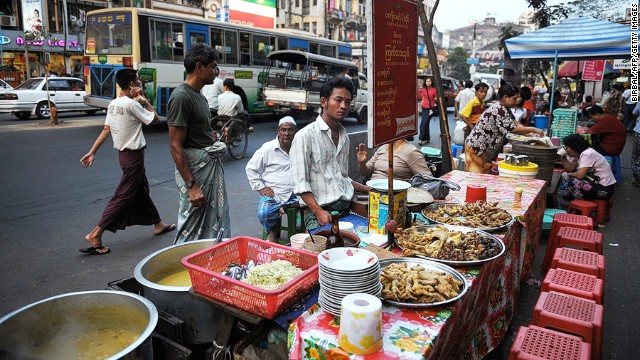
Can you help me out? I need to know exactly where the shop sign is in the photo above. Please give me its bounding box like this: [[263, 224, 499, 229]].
[[98, 55, 107, 64], [234, 70, 253, 79], [367, 0, 419, 147], [613, 59, 632, 69], [0, 36, 9, 45], [582, 60, 606, 81], [15, 37, 80, 49], [21, 0, 46, 37]]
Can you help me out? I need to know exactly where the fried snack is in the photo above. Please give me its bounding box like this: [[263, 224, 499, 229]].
[[380, 263, 463, 303], [396, 226, 502, 261], [423, 201, 512, 228]]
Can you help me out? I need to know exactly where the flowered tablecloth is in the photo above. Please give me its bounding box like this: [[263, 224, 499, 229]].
[[288, 171, 546, 359]]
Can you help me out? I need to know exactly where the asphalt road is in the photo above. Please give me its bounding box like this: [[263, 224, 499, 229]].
[[0, 110, 377, 317]]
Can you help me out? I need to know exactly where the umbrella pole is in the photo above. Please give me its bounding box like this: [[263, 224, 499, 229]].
[[548, 50, 559, 136]]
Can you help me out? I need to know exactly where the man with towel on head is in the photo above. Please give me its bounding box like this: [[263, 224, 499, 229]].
[[245, 116, 299, 242]]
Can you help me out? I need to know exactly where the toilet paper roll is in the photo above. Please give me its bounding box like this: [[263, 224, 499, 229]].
[[339, 221, 354, 233], [338, 293, 383, 354]]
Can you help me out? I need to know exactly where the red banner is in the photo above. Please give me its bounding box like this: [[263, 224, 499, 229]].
[[229, 10, 274, 29], [581, 60, 606, 81], [367, 0, 419, 147]]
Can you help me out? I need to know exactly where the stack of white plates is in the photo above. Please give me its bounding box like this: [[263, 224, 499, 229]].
[[317, 248, 381, 316]]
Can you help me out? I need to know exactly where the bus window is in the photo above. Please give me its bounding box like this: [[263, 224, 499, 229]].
[[310, 42, 318, 55], [152, 20, 173, 61], [338, 45, 352, 60], [224, 30, 238, 64], [86, 13, 133, 55], [189, 32, 206, 48], [240, 32, 251, 66], [252, 35, 274, 67], [277, 37, 287, 51], [319, 44, 334, 58], [211, 28, 224, 63], [172, 22, 184, 61]]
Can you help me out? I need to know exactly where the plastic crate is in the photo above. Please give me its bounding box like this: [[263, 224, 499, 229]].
[[182, 236, 319, 319], [550, 109, 577, 142]]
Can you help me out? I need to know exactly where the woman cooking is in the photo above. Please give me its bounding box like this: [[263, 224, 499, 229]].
[[464, 83, 544, 173], [557, 134, 616, 208]]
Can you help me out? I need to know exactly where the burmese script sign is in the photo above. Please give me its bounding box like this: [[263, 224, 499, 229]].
[[367, 0, 418, 147], [582, 60, 606, 81]]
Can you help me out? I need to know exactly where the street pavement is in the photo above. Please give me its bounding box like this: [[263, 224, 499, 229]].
[[1, 110, 636, 358]]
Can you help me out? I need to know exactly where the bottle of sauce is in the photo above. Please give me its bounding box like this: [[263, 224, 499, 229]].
[[326, 211, 345, 249]]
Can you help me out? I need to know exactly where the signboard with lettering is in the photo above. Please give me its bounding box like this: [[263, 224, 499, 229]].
[[613, 59, 632, 69], [367, 0, 419, 147], [582, 60, 606, 81]]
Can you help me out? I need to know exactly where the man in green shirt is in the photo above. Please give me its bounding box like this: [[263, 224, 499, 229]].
[[168, 44, 230, 243]]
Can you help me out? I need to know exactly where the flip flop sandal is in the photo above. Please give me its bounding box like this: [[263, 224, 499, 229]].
[[154, 223, 176, 236], [79, 246, 111, 255]]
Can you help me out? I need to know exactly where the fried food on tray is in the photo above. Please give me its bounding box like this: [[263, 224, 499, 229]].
[[380, 263, 463, 303], [423, 201, 512, 228], [396, 226, 502, 261]]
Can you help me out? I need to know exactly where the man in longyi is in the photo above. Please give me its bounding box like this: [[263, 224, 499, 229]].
[[290, 77, 371, 230]]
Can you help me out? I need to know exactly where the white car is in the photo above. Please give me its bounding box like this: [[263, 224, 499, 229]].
[[0, 77, 99, 120], [0, 79, 13, 93]]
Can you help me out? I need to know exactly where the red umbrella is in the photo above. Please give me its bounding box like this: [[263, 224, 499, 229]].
[[557, 61, 585, 77]]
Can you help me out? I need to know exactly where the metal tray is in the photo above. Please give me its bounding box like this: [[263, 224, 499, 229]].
[[378, 258, 468, 308], [421, 202, 514, 232], [395, 224, 506, 267]]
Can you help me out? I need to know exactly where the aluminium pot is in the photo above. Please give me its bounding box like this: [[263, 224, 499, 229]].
[[0, 290, 157, 360], [134, 239, 220, 345]]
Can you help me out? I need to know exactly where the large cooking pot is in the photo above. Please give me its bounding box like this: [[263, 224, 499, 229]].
[[0, 290, 157, 360], [134, 239, 220, 345]]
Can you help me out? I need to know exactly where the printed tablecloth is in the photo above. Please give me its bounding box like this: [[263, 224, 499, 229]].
[[288, 171, 546, 359]]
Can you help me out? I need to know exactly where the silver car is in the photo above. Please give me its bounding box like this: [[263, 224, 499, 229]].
[[0, 77, 99, 120]]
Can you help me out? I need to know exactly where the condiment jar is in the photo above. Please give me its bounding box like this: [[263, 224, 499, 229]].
[[514, 187, 523, 205]]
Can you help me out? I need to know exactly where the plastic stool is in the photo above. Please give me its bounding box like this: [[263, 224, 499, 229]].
[[532, 292, 603, 360], [541, 268, 604, 304], [542, 214, 594, 272], [509, 325, 591, 360], [543, 209, 566, 230], [591, 198, 613, 226], [451, 144, 463, 158], [566, 200, 597, 223], [603, 155, 622, 183], [557, 227, 603, 255], [261, 207, 305, 243], [551, 247, 605, 278]]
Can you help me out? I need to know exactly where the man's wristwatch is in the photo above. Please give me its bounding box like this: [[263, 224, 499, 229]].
[[185, 179, 196, 189]]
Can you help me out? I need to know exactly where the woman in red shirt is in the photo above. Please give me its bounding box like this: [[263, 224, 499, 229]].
[[419, 78, 438, 145]]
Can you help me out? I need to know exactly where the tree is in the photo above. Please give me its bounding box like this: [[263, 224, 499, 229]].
[[418, 0, 453, 174], [564, 0, 625, 21], [447, 47, 470, 81]]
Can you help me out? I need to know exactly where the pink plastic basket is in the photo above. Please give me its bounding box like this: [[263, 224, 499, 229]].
[[182, 236, 319, 319]]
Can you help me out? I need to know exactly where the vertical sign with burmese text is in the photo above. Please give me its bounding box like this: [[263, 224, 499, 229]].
[[367, 0, 418, 147]]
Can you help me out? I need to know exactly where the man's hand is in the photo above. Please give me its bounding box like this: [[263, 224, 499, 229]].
[[80, 153, 95, 168], [188, 185, 207, 208], [314, 209, 332, 226], [258, 187, 275, 198], [357, 143, 368, 163]]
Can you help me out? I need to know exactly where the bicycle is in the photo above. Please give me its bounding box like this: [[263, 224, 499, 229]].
[[211, 113, 253, 160]]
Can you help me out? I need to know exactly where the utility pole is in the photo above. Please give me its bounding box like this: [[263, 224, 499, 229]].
[[62, 0, 69, 74], [469, 22, 477, 76]]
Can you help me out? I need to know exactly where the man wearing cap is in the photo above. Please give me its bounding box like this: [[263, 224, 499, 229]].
[[245, 117, 299, 242]]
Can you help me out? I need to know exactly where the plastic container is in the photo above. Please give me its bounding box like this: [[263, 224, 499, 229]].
[[498, 161, 539, 179], [534, 115, 549, 130], [182, 236, 319, 319], [290, 233, 308, 249]]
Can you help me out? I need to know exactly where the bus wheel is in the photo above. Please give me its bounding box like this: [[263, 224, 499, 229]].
[[15, 112, 31, 120], [357, 107, 368, 124], [36, 102, 51, 119]]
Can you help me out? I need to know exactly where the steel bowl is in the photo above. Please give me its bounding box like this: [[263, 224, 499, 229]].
[[421, 202, 514, 232], [0, 290, 157, 360]]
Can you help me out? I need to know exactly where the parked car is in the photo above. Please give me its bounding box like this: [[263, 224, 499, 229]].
[[416, 74, 459, 108], [0, 79, 14, 93], [0, 77, 99, 120]]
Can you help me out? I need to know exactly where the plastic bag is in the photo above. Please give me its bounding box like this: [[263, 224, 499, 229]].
[[453, 120, 466, 145], [408, 173, 461, 200]]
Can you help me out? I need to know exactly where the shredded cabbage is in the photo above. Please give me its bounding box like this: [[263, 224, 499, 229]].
[[242, 260, 303, 290]]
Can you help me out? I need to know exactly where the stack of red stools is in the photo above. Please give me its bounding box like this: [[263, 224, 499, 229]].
[[509, 213, 605, 360]]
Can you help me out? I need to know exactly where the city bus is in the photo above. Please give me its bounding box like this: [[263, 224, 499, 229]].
[[82, 7, 352, 116]]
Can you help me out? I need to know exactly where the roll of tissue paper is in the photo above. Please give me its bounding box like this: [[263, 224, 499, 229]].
[[338, 293, 382, 354]]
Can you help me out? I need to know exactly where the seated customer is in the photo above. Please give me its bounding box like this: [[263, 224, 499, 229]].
[[356, 138, 432, 181], [217, 78, 244, 116], [245, 117, 298, 242], [587, 105, 627, 156], [557, 134, 616, 209]]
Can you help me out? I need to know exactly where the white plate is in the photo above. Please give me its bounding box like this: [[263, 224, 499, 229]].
[[321, 282, 382, 297], [319, 265, 380, 278], [318, 248, 379, 271], [366, 179, 411, 192], [319, 274, 380, 288]]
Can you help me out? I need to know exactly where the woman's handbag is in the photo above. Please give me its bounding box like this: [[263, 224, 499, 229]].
[[427, 89, 439, 118], [409, 173, 461, 200]]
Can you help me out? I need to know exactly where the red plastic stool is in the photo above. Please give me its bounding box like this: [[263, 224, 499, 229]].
[[509, 325, 591, 360], [551, 247, 605, 278], [566, 200, 597, 223], [591, 198, 613, 226], [557, 227, 603, 255], [532, 292, 603, 360], [542, 214, 594, 273], [541, 268, 604, 304]]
